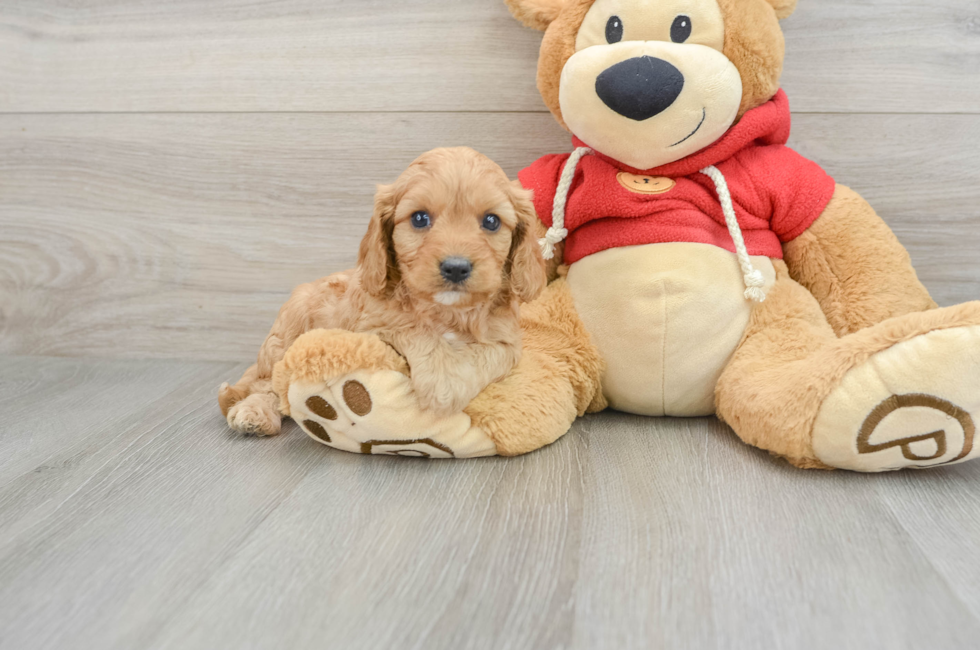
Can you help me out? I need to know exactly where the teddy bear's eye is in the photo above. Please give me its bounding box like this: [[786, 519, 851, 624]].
[[605, 16, 623, 44], [671, 15, 692, 43]]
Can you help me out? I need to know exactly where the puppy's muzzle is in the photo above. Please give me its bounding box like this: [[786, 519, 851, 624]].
[[595, 56, 685, 121], [440, 257, 473, 285]]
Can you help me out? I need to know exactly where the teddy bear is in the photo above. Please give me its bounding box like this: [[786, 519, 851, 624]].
[[265, 0, 980, 471]]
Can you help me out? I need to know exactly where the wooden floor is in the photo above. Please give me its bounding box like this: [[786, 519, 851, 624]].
[[2, 1, 980, 648], [3, 356, 980, 649]]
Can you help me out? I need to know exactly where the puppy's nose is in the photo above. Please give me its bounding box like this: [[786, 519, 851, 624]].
[[595, 56, 685, 121], [440, 257, 473, 285]]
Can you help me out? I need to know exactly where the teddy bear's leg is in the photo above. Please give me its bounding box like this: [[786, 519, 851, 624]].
[[784, 185, 938, 336], [275, 279, 604, 458], [716, 260, 980, 471]]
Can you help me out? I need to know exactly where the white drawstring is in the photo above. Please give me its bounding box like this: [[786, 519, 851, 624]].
[[700, 165, 768, 303], [539, 151, 767, 304], [540, 147, 592, 260]]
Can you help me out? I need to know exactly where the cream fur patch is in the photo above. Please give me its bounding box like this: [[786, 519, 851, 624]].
[[812, 325, 980, 472], [566, 242, 776, 417], [434, 291, 464, 306], [575, 0, 726, 53]]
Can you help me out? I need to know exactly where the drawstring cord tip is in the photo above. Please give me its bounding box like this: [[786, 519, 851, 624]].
[[539, 227, 568, 260], [743, 269, 767, 302]]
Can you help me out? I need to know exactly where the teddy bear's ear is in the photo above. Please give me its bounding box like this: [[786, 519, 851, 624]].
[[504, 0, 565, 31], [765, 0, 798, 19]]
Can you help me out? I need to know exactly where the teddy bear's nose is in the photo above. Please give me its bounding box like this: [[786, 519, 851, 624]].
[[595, 56, 685, 121]]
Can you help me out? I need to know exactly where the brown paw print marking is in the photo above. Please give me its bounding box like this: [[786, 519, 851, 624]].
[[343, 380, 372, 416], [858, 393, 975, 464], [360, 438, 455, 458], [302, 420, 332, 443], [305, 395, 337, 420]]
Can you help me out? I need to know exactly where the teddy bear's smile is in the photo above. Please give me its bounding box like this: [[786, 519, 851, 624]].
[[670, 106, 706, 147]]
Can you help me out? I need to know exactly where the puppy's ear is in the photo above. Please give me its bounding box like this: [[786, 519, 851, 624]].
[[358, 183, 400, 298], [504, 0, 564, 31], [505, 182, 548, 303]]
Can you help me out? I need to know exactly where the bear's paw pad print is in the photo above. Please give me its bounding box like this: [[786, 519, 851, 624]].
[[857, 394, 974, 466], [287, 373, 471, 458], [812, 325, 980, 471], [293, 379, 375, 448]]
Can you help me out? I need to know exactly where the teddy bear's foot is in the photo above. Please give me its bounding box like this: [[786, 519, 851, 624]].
[[287, 374, 497, 458], [812, 325, 980, 471], [273, 329, 497, 458]]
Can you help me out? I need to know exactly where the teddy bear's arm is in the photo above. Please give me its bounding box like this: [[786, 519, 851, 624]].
[[464, 278, 606, 455], [783, 184, 937, 336]]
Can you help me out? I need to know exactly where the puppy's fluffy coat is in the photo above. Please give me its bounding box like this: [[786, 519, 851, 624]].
[[219, 147, 547, 436]]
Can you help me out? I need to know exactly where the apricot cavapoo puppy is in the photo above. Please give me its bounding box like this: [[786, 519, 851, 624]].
[[219, 147, 548, 436]]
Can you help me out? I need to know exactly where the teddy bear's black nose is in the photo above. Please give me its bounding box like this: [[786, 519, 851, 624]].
[[595, 56, 685, 121]]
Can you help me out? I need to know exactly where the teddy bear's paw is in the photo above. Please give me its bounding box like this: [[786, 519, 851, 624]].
[[812, 325, 980, 472], [226, 393, 282, 437], [286, 369, 497, 459]]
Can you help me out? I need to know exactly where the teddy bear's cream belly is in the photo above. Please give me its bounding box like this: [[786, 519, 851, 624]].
[[566, 243, 776, 417]]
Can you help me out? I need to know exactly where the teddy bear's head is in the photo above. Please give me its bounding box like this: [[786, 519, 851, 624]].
[[506, 0, 797, 170]]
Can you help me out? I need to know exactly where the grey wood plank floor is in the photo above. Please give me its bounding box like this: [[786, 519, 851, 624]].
[[2, 356, 980, 650]]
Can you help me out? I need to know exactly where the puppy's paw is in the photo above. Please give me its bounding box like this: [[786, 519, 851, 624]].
[[217, 381, 248, 417], [411, 375, 475, 416], [226, 394, 282, 437]]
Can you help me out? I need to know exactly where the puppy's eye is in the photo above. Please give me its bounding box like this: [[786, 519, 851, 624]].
[[671, 15, 692, 43], [481, 214, 501, 232], [605, 16, 623, 44], [410, 211, 431, 229]]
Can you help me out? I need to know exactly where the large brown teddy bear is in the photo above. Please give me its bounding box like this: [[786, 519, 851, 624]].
[[255, 0, 980, 471]]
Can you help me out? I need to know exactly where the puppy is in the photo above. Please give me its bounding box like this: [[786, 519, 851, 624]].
[[219, 147, 547, 436]]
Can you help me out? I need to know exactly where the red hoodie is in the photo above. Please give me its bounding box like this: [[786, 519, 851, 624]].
[[518, 90, 836, 265]]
